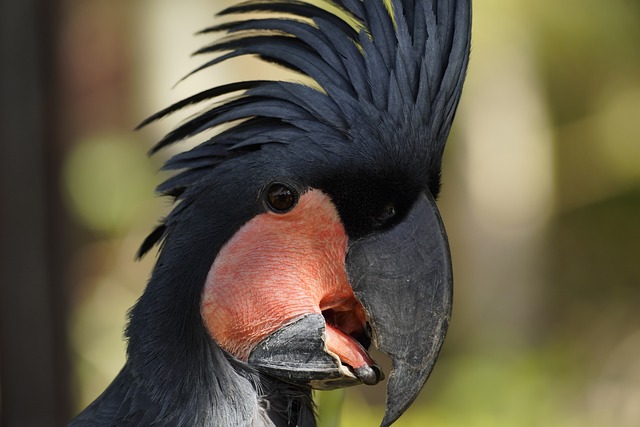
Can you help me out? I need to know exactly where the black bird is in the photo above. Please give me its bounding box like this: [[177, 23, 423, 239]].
[[69, 0, 471, 426]]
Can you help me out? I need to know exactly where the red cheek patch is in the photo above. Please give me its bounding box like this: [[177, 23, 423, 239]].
[[201, 189, 370, 369]]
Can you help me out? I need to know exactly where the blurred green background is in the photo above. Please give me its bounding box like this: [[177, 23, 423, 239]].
[[2, 0, 639, 426]]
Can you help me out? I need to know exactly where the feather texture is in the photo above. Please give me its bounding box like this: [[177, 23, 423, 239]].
[[138, 0, 471, 257]]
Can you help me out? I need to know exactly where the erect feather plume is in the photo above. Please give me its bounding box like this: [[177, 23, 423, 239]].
[[137, 0, 471, 258]]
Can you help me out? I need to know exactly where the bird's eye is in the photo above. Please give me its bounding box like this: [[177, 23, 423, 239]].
[[266, 183, 298, 213], [377, 202, 396, 223]]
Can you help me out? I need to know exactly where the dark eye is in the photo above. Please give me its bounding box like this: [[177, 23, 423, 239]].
[[377, 202, 396, 223], [266, 183, 298, 213]]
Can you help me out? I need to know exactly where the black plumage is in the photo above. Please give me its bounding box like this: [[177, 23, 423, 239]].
[[70, 0, 471, 426]]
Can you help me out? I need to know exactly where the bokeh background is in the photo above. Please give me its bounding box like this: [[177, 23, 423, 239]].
[[1, 0, 639, 426]]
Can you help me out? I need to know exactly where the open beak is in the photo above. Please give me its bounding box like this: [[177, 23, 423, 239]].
[[346, 191, 453, 426], [244, 190, 452, 426]]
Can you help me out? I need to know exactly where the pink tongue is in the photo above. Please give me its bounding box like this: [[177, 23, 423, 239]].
[[325, 324, 381, 385], [325, 323, 376, 370]]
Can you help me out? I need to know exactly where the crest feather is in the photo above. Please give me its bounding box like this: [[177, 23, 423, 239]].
[[137, 0, 471, 257]]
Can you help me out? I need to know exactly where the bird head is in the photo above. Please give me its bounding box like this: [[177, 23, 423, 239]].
[[127, 1, 471, 426]]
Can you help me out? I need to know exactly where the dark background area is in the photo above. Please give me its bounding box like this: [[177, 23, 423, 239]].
[[1, 0, 639, 426]]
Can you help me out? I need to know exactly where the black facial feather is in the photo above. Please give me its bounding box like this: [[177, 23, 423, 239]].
[[71, 1, 471, 426], [137, 0, 470, 258]]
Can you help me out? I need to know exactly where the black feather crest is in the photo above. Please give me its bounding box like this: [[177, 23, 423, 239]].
[[138, 0, 471, 257]]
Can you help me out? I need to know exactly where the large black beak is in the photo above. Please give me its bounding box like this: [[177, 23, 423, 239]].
[[346, 191, 453, 427]]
